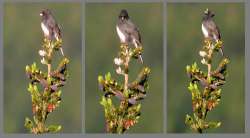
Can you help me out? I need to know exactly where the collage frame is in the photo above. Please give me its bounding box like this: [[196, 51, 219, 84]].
[[0, 0, 248, 137]]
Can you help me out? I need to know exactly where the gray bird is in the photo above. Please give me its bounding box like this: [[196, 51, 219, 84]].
[[202, 9, 224, 56], [116, 9, 143, 63], [40, 9, 64, 56]]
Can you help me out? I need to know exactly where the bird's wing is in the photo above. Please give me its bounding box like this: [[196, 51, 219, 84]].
[[123, 20, 142, 43], [46, 16, 57, 33], [55, 23, 62, 38], [215, 25, 221, 40], [204, 20, 221, 40]]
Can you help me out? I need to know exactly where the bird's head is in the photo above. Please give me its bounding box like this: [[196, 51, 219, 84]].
[[40, 9, 51, 19], [204, 8, 215, 18], [119, 9, 129, 21]]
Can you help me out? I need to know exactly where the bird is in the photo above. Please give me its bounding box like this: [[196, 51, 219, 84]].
[[202, 9, 224, 56], [40, 9, 64, 56], [116, 9, 143, 63]]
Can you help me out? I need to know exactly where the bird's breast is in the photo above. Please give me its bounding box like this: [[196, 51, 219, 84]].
[[202, 23, 209, 38], [41, 22, 50, 36], [116, 25, 126, 43]]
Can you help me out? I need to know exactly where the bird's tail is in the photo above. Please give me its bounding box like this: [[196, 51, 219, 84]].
[[139, 55, 143, 64], [219, 48, 224, 57], [60, 48, 65, 56], [133, 40, 143, 64]]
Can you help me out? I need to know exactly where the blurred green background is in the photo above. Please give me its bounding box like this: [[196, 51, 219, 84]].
[[167, 3, 245, 133], [4, 3, 82, 133], [86, 3, 163, 133]]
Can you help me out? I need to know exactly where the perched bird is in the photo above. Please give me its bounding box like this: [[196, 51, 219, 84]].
[[116, 9, 143, 63], [202, 9, 224, 56], [40, 9, 64, 56]]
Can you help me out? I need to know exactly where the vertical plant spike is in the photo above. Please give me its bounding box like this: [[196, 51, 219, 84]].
[[98, 44, 150, 134], [24, 36, 69, 133], [185, 38, 230, 133]]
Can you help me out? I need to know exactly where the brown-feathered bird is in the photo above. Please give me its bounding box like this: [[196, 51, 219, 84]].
[[202, 9, 224, 56], [116, 9, 143, 63], [40, 9, 64, 56]]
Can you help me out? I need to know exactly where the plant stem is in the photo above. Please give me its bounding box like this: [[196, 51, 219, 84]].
[[207, 42, 213, 82], [207, 64, 211, 81], [199, 42, 214, 133], [47, 42, 52, 77], [36, 42, 53, 134], [124, 45, 129, 91], [48, 64, 51, 77]]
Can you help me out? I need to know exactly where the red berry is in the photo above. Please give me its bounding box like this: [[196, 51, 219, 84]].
[[47, 104, 56, 112]]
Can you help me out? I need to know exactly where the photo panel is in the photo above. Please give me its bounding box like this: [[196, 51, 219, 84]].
[[85, 2, 164, 133], [3, 2, 82, 133], [167, 2, 245, 133]]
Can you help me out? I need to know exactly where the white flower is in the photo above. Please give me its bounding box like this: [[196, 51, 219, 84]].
[[116, 67, 123, 75], [201, 58, 207, 65], [41, 58, 47, 64], [199, 51, 207, 57], [39, 50, 46, 57], [114, 58, 123, 65]]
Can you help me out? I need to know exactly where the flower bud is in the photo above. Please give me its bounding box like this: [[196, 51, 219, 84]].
[[116, 67, 123, 75], [199, 51, 207, 57], [39, 50, 46, 57], [41, 58, 47, 64], [201, 58, 207, 65], [114, 58, 123, 66]]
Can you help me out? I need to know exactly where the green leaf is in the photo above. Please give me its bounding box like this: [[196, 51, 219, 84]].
[[33, 85, 38, 93], [185, 114, 193, 125], [136, 104, 141, 112], [124, 89, 129, 98], [31, 62, 37, 73], [62, 57, 70, 64], [107, 97, 112, 106], [24, 117, 33, 130], [33, 116, 39, 125], [208, 121, 221, 129], [27, 83, 33, 93], [100, 96, 107, 107], [193, 113, 199, 122], [186, 65, 191, 73], [188, 82, 200, 100], [105, 72, 111, 81], [98, 75, 104, 83], [48, 125, 62, 133], [25, 65, 30, 72], [56, 90, 62, 97], [192, 62, 197, 70], [188, 82, 194, 92], [214, 40, 223, 49]]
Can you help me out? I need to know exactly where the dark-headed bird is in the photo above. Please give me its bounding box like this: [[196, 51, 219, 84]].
[[40, 9, 64, 56], [116, 9, 143, 63], [202, 9, 224, 56]]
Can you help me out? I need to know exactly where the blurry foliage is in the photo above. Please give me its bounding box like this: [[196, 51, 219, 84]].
[[98, 44, 150, 133], [4, 3, 81, 133], [167, 3, 244, 133], [86, 3, 163, 133]]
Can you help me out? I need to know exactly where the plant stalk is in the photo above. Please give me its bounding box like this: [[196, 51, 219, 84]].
[[124, 46, 129, 91]]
